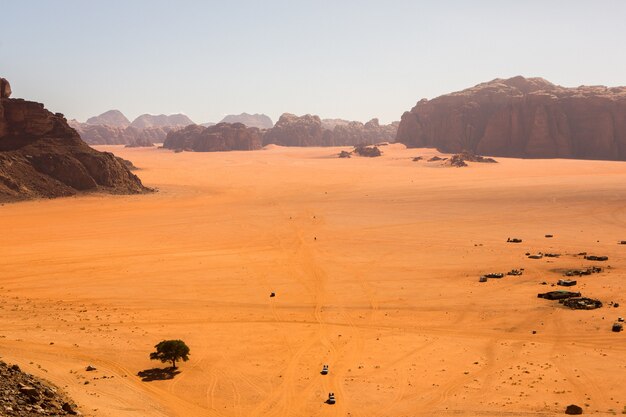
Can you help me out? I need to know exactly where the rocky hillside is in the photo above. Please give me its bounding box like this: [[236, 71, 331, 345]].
[[263, 113, 397, 147], [396, 76, 626, 160], [86, 109, 130, 127], [0, 77, 149, 202], [163, 122, 263, 152], [219, 113, 273, 129], [0, 361, 81, 416]]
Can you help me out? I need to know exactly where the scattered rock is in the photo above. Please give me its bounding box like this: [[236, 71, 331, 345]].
[[85, 365, 97, 371], [353, 145, 381, 157], [338, 150, 351, 158], [565, 404, 583, 414]]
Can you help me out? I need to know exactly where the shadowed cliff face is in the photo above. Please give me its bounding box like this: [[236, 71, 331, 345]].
[[0, 81, 149, 202], [396, 76, 626, 161]]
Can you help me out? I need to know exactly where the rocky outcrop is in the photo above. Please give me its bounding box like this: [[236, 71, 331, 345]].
[[0, 361, 81, 416], [130, 113, 194, 129], [1, 78, 11, 98], [219, 113, 273, 129], [0, 79, 148, 202], [163, 122, 263, 152], [396, 76, 626, 161], [263, 114, 397, 147], [263, 113, 332, 146], [86, 109, 130, 127]]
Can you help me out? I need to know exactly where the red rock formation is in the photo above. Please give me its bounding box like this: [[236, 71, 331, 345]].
[[0, 78, 11, 99], [263, 114, 397, 147], [0, 81, 148, 202], [163, 123, 263, 152], [396, 76, 626, 160], [263, 113, 332, 147]]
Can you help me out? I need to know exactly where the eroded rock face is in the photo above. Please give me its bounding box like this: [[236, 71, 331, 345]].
[[163, 122, 263, 152], [396, 76, 626, 160], [263, 114, 397, 147], [263, 113, 331, 147], [0, 81, 148, 202]]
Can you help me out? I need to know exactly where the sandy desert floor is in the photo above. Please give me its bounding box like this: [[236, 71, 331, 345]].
[[0, 144, 625, 417]]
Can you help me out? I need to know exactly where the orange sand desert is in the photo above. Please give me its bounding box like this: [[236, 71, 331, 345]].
[[0, 144, 625, 417]]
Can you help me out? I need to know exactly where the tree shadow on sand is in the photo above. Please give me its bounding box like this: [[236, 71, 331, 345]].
[[137, 367, 180, 382]]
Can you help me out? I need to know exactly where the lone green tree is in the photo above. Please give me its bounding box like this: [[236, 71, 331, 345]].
[[150, 340, 190, 369]]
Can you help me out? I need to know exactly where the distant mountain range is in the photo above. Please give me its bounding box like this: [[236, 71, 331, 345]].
[[73, 110, 196, 146], [218, 113, 273, 129]]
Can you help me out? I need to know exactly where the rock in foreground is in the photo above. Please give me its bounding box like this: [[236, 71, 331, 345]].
[[0, 361, 81, 416], [0, 80, 149, 202], [397, 76, 626, 161]]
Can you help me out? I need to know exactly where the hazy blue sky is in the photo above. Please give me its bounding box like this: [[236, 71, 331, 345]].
[[2, 1, 626, 124]]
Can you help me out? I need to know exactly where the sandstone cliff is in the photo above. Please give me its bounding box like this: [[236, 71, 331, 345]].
[[163, 123, 263, 152], [219, 113, 273, 129], [396, 76, 626, 160], [0, 79, 148, 202], [263, 113, 397, 147]]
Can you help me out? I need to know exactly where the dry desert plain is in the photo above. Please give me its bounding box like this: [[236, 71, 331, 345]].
[[0, 144, 625, 417]]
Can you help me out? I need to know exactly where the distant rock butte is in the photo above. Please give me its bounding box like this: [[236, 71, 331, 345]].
[[396, 76, 626, 161], [163, 122, 263, 152], [263, 113, 397, 147], [130, 113, 194, 129], [0, 78, 149, 202], [86, 109, 130, 127], [219, 113, 273, 129]]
